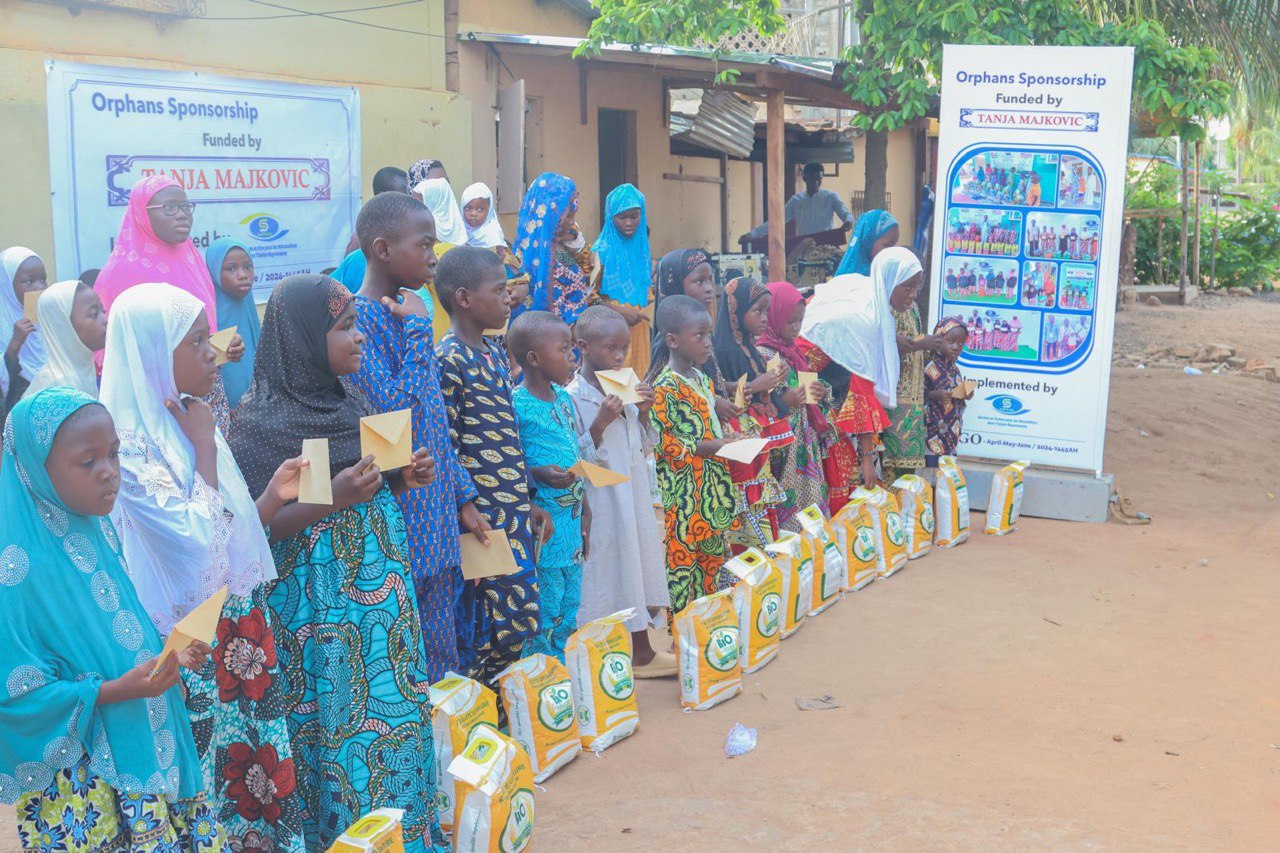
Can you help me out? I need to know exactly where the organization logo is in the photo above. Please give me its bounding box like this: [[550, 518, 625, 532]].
[[240, 212, 290, 242], [987, 394, 1030, 416], [757, 592, 781, 637], [536, 681, 575, 731], [598, 652, 634, 701], [704, 626, 740, 672], [500, 789, 535, 852]]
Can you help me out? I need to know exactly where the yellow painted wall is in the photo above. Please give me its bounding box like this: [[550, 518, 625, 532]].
[[821, 129, 921, 241], [458, 44, 756, 256], [0, 0, 469, 275]]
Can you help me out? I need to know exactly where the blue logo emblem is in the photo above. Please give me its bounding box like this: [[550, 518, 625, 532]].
[[240, 213, 289, 242], [986, 394, 1029, 416]]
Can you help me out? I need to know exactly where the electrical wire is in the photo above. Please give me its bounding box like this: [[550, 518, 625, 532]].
[[199, 0, 444, 38]]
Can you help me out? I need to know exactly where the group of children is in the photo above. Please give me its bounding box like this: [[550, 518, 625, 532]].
[[1043, 314, 1092, 361], [0, 171, 981, 851], [945, 217, 1021, 257], [943, 262, 1018, 302], [965, 313, 1025, 354], [957, 161, 1045, 207], [1026, 221, 1100, 262]]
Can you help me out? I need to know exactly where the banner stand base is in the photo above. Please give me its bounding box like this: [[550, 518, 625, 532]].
[[956, 460, 1113, 524]]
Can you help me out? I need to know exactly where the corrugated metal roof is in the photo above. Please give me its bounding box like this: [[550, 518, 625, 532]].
[[669, 89, 757, 158], [461, 31, 838, 80]]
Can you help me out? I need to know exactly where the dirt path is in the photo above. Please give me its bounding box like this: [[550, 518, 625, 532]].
[[3, 299, 1278, 851], [532, 298, 1280, 851]]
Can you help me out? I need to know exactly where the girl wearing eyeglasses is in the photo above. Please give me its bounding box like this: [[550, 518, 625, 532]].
[[95, 175, 245, 431]]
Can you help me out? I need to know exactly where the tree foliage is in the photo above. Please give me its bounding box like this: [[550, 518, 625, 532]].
[[842, 0, 1234, 139]]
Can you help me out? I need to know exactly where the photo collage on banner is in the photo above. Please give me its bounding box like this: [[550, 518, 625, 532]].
[[939, 145, 1103, 369]]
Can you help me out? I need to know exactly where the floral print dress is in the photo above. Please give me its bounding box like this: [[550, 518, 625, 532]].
[[650, 367, 737, 616], [266, 485, 446, 853], [883, 305, 927, 479]]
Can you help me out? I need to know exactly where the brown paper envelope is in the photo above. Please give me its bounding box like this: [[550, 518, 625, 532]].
[[459, 529, 521, 580], [151, 585, 228, 674], [596, 369, 643, 405], [716, 437, 769, 464], [570, 459, 631, 487], [767, 353, 784, 374], [298, 438, 333, 505], [952, 379, 978, 399], [209, 325, 238, 366], [360, 409, 412, 470], [733, 379, 747, 410], [23, 291, 41, 324], [797, 371, 821, 404]]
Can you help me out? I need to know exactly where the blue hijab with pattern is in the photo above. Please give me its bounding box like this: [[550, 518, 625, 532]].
[[835, 209, 899, 276], [591, 183, 651, 307], [0, 387, 204, 803], [511, 172, 578, 313]]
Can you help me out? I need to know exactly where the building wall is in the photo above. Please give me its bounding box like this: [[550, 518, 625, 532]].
[[0, 0, 468, 275], [820, 129, 921, 240]]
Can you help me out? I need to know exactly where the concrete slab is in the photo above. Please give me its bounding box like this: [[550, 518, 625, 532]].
[[956, 460, 1113, 523], [1134, 284, 1197, 305]]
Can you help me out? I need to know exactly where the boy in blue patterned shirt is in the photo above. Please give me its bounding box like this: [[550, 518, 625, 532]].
[[509, 310, 590, 661]]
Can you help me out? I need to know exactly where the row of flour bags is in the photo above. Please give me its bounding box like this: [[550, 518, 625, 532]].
[[676, 456, 1030, 711], [417, 457, 1029, 852]]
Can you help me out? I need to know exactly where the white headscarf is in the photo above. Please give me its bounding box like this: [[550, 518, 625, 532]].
[[0, 247, 48, 395], [100, 283, 276, 634], [460, 182, 508, 248], [23, 280, 98, 398], [413, 177, 469, 246], [800, 246, 922, 409]]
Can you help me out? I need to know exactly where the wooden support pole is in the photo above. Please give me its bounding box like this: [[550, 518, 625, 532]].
[[720, 154, 730, 255], [766, 88, 786, 282], [1192, 141, 1202, 292], [1178, 146, 1190, 303]]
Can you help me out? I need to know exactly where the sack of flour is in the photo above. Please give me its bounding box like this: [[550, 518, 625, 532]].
[[725, 549, 783, 673], [796, 504, 846, 615], [565, 610, 639, 753], [448, 724, 535, 853], [674, 590, 741, 710], [429, 673, 499, 834], [985, 460, 1030, 535], [852, 486, 907, 577], [832, 497, 879, 591], [329, 808, 405, 853], [891, 475, 934, 559], [934, 455, 970, 547], [765, 532, 813, 637], [496, 654, 581, 782]]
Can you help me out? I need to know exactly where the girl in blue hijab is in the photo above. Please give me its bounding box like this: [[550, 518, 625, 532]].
[[1, 387, 223, 850], [835, 209, 900, 276], [592, 183, 653, 373], [510, 172, 591, 325], [205, 237, 261, 408]]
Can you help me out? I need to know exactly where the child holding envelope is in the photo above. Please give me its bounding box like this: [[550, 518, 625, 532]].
[[510, 310, 589, 662], [2, 388, 222, 851], [568, 306, 675, 676], [711, 277, 790, 553], [435, 246, 551, 686], [925, 317, 973, 464], [346, 191, 491, 683], [650, 295, 740, 617], [227, 274, 446, 851]]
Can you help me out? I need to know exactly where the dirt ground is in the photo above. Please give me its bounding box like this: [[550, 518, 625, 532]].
[[3, 298, 1278, 851]]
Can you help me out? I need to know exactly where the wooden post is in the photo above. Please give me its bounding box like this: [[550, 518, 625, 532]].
[[766, 88, 786, 282], [1178, 147, 1190, 304], [720, 154, 730, 254], [1192, 141, 1202, 292]]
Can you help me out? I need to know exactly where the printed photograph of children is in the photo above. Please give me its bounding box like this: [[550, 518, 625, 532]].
[[1057, 263, 1096, 310], [942, 257, 1019, 305], [944, 209, 1023, 258], [1058, 154, 1103, 210], [959, 306, 1041, 361], [1024, 213, 1100, 262], [1041, 314, 1093, 361], [951, 150, 1059, 208]]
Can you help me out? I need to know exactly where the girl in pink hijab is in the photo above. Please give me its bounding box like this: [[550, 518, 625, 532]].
[[96, 175, 245, 425]]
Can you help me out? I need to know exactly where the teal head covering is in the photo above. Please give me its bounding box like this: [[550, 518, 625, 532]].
[[591, 183, 651, 307], [835, 209, 899, 276], [0, 387, 203, 803], [205, 237, 261, 408]]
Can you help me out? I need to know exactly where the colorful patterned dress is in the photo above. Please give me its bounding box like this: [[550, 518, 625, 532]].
[[512, 384, 585, 660], [757, 343, 829, 530], [349, 300, 478, 684], [650, 367, 737, 616], [266, 486, 445, 853], [436, 333, 540, 686], [883, 305, 927, 479]]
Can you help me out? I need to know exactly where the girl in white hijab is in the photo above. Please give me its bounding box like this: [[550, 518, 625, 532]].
[[24, 279, 104, 398], [460, 182, 508, 248], [0, 247, 48, 403], [413, 176, 469, 245], [99, 282, 308, 852]]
